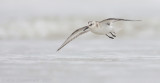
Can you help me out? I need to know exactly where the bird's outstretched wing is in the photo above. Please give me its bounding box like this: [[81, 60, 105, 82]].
[[57, 26, 90, 51], [100, 18, 141, 25]]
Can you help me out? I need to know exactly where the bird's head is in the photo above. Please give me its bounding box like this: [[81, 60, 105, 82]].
[[88, 21, 97, 27]]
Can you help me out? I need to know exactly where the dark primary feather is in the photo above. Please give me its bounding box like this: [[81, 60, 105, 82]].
[[100, 18, 141, 23], [57, 26, 89, 51]]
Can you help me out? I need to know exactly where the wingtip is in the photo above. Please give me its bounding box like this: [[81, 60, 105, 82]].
[[127, 19, 141, 21], [56, 49, 60, 52], [135, 20, 141, 21]]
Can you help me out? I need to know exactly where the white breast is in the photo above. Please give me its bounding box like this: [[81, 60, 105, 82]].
[[90, 23, 112, 35]]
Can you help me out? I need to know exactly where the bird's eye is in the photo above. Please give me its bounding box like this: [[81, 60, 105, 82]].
[[89, 24, 92, 26]]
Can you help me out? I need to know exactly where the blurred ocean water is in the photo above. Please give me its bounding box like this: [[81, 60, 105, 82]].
[[0, 0, 160, 39], [0, 16, 159, 39]]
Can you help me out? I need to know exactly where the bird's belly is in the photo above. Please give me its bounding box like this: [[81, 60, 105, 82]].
[[90, 27, 110, 35]]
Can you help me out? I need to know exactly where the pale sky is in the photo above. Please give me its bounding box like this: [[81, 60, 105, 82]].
[[0, 0, 160, 17]]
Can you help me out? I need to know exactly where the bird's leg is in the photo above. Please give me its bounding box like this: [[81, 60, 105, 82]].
[[106, 34, 114, 39], [110, 32, 116, 37]]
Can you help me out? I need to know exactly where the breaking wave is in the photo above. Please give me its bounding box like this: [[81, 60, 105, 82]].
[[0, 16, 159, 39]]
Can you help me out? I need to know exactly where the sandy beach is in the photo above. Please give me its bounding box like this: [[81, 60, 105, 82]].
[[0, 39, 160, 83]]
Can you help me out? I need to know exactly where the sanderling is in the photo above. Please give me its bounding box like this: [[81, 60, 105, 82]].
[[57, 18, 140, 51]]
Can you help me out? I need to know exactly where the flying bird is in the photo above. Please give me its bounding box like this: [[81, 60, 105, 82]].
[[57, 18, 140, 51]]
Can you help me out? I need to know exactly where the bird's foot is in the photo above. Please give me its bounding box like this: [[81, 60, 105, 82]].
[[106, 34, 114, 39], [110, 32, 116, 37], [109, 37, 114, 39]]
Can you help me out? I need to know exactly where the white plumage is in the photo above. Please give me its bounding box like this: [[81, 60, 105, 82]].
[[57, 18, 140, 51]]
